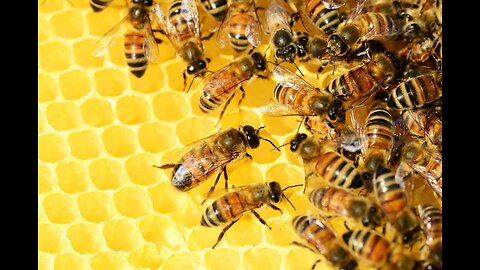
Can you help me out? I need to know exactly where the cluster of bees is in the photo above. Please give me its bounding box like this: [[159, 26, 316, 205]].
[[88, 0, 442, 269]]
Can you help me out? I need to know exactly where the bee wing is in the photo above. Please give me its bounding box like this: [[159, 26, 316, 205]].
[[272, 66, 319, 91], [360, 17, 407, 41], [322, 0, 346, 9], [245, 9, 263, 47], [346, 106, 368, 157], [333, 131, 362, 154], [216, 7, 233, 48], [345, 0, 368, 23], [92, 15, 129, 57], [202, 184, 252, 202], [143, 18, 160, 63], [296, 10, 330, 38], [265, 0, 291, 34], [180, 0, 201, 41]]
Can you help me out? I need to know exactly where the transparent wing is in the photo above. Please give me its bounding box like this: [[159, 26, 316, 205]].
[[202, 184, 252, 202], [346, 106, 368, 158], [92, 16, 129, 57], [216, 7, 233, 48], [265, 0, 291, 34], [360, 15, 407, 41], [143, 17, 160, 63], [322, 0, 346, 9], [246, 10, 263, 47], [272, 66, 320, 92], [180, 0, 201, 41]]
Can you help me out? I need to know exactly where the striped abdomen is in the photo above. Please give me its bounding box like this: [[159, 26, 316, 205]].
[[374, 164, 406, 214], [309, 186, 352, 216], [201, 188, 261, 227], [168, 0, 197, 43], [365, 106, 394, 163], [402, 109, 427, 138], [124, 33, 148, 78], [353, 12, 404, 39], [388, 74, 442, 109], [228, 12, 256, 52], [311, 151, 363, 189], [89, 0, 113, 12], [273, 85, 318, 115], [200, 0, 228, 21], [304, 0, 341, 35], [327, 66, 376, 100], [418, 204, 442, 247], [293, 216, 342, 257], [343, 229, 390, 267]]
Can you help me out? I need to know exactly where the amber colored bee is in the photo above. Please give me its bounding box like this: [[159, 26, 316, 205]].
[[198, 0, 229, 22], [417, 204, 442, 269], [296, 0, 343, 36], [387, 71, 442, 110], [342, 228, 391, 267], [216, 0, 262, 52], [199, 51, 267, 121], [292, 215, 359, 270], [401, 109, 429, 139], [289, 133, 364, 191], [89, 0, 113, 12], [309, 186, 383, 228], [93, 0, 159, 78], [153, 0, 209, 85], [201, 181, 301, 248], [156, 125, 278, 194]]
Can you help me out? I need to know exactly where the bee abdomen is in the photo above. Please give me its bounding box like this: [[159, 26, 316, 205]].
[[89, 0, 113, 12], [374, 165, 406, 214], [309, 186, 350, 214], [343, 229, 390, 265], [124, 33, 148, 78], [200, 0, 228, 21], [229, 14, 254, 51], [388, 74, 442, 109], [314, 152, 363, 189], [201, 192, 246, 227], [305, 0, 341, 35]]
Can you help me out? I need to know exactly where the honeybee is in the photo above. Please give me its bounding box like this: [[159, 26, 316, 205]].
[[265, 0, 298, 63], [309, 186, 384, 228], [201, 181, 301, 248], [417, 204, 442, 269], [387, 71, 442, 110], [289, 133, 364, 192], [153, 0, 209, 86], [265, 65, 346, 137], [198, 0, 229, 22], [400, 108, 429, 139], [90, 0, 113, 12], [296, 0, 343, 36], [199, 51, 267, 121], [424, 109, 442, 152], [216, 0, 262, 52], [292, 215, 359, 270], [342, 228, 390, 267], [93, 0, 159, 78], [373, 164, 421, 245], [156, 125, 278, 194]]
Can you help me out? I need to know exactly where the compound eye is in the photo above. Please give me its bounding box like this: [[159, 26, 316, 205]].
[[196, 60, 207, 70], [269, 182, 282, 203], [242, 125, 260, 149], [187, 65, 196, 75], [289, 133, 307, 152]]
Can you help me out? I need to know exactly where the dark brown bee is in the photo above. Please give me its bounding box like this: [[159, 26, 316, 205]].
[[93, 0, 159, 78], [199, 51, 267, 121], [417, 204, 442, 270], [309, 186, 383, 228], [201, 181, 301, 248], [90, 0, 113, 12], [156, 125, 278, 194], [292, 215, 358, 270]]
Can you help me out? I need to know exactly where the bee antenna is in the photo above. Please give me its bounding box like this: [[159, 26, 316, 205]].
[[271, 142, 289, 151], [293, 61, 304, 76], [260, 137, 280, 152], [332, 52, 337, 76], [263, 45, 270, 57], [281, 184, 302, 211]]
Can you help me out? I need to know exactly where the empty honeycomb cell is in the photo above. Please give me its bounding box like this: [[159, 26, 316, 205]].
[[186, 226, 224, 250], [266, 163, 304, 188], [38, 252, 52, 270], [138, 122, 176, 153], [86, 8, 125, 37], [152, 91, 189, 122], [45, 102, 82, 131], [218, 109, 261, 130], [58, 70, 92, 100], [247, 135, 282, 164], [223, 217, 263, 247], [127, 243, 163, 269], [169, 198, 203, 228], [175, 117, 216, 145], [125, 153, 160, 185], [43, 193, 78, 224], [67, 0, 91, 8], [265, 219, 299, 247], [39, 14, 50, 43], [128, 64, 165, 94], [68, 130, 103, 159], [242, 76, 278, 109], [38, 0, 65, 13], [152, 39, 178, 63], [80, 98, 115, 127], [73, 39, 105, 68], [243, 247, 282, 270], [66, 223, 103, 254], [39, 108, 46, 134], [102, 125, 138, 157], [90, 252, 129, 270], [103, 219, 142, 251], [55, 161, 88, 194], [286, 247, 326, 270], [204, 249, 241, 270], [38, 73, 59, 102], [223, 162, 264, 188], [39, 164, 55, 194], [51, 10, 85, 39], [94, 68, 127, 97], [38, 41, 72, 72], [162, 253, 201, 270], [165, 61, 188, 92], [148, 182, 186, 214], [261, 115, 302, 136], [113, 187, 150, 218], [77, 191, 114, 223], [116, 95, 151, 124], [53, 253, 89, 270], [38, 224, 68, 254], [284, 146, 304, 168], [89, 158, 128, 190], [38, 134, 68, 163], [138, 215, 184, 250]]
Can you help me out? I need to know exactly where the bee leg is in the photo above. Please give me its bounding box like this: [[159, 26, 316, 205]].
[[291, 241, 316, 254], [257, 74, 269, 80], [267, 204, 283, 214], [217, 91, 236, 125], [182, 70, 187, 91], [237, 86, 246, 109], [153, 163, 176, 169], [201, 31, 215, 41], [251, 210, 271, 230], [245, 153, 253, 159], [202, 167, 226, 204], [222, 166, 229, 190], [311, 259, 322, 270], [343, 220, 351, 231], [212, 219, 239, 249]]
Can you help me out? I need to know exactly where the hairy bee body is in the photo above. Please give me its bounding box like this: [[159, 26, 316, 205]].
[[388, 73, 442, 110]]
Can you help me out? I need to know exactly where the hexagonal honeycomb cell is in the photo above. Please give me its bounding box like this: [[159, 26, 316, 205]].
[[38, 0, 441, 269]]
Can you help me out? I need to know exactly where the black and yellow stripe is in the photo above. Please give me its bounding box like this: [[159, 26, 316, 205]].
[[374, 164, 406, 215], [312, 151, 363, 189], [388, 73, 442, 109], [305, 0, 341, 35], [124, 33, 148, 78], [343, 229, 390, 266], [89, 0, 113, 12]]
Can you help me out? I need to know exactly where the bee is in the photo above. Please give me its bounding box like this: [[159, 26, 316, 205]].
[[90, 0, 113, 12], [266, 65, 346, 137], [289, 133, 364, 191], [198, 0, 229, 22], [387, 71, 442, 110], [296, 0, 343, 36], [424, 109, 442, 152], [93, 0, 159, 78], [199, 51, 267, 121], [309, 186, 384, 228], [265, 0, 298, 63], [153, 0, 209, 86], [292, 215, 359, 270], [373, 164, 421, 245], [400, 108, 429, 139], [201, 181, 301, 248], [417, 204, 442, 269], [217, 0, 262, 52], [156, 125, 278, 194], [342, 228, 391, 267]]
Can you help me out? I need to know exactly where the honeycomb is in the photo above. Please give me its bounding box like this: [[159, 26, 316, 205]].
[[38, 0, 441, 269]]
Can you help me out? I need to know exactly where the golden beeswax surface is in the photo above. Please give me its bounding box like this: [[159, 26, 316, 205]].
[[38, 0, 440, 269]]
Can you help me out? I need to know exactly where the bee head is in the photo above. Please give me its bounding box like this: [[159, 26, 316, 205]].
[[328, 34, 349, 57], [362, 205, 383, 228], [130, 5, 149, 20], [273, 30, 293, 48], [289, 133, 307, 152], [268, 181, 282, 203], [187, 60, 208, 75], [242, 125, 260, 149], [328, 99, 345, 123], [251, 52, 267, 71]]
